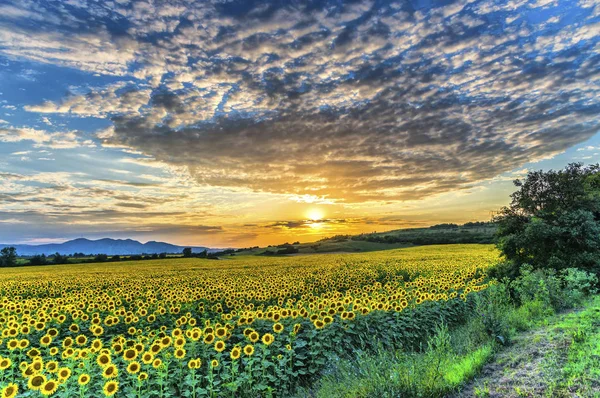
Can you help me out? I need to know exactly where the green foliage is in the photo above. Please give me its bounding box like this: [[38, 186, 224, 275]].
[[494, 163, 600, 277], [304, 261, 600, 398], [561, 268, 598, 306], [0, 246, 17, 267], [510, 264, 565, 309], [472, 283, 512, 345], [302, 325, 494, 398]]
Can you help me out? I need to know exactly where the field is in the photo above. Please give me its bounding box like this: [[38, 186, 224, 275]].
[[0, 244, 498, 397]]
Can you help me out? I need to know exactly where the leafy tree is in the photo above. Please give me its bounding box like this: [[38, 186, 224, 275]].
[[0, 247, 17, 267], [52, 252, 69, 265], [182, 247, 193, 257], [494, 163, 600, 278], [29, 254, 48, 266], [94, 254, 108, 262]]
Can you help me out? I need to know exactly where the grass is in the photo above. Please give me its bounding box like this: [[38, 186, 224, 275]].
[[542, 296, 600, 397], [295, 321, 496, 398], [297, 276, 599, 398]]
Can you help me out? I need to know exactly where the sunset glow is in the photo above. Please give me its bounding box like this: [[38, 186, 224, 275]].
[[0, 0, 599, 247]]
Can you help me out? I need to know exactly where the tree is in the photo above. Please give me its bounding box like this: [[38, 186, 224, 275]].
[[0, 247, 17, 267], [94, 254, 108, 262], [182, 248, 193, 257], [52, 253, 69, 265], [494, 163, 600, 278], [29, 254, 47, 266]]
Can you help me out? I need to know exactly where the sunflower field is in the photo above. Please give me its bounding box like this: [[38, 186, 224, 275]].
[[0, 244, 498, 397]]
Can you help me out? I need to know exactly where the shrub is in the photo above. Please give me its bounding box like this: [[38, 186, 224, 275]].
[[561, 268, 598, 306], [511, 264, 565, 310], [473, 282, 512, 345]]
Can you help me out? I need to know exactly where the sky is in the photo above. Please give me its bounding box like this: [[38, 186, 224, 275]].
[[0, 0, 599, 247]]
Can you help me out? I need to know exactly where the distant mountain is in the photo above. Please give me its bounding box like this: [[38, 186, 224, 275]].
[[0, 238, 212, 256]]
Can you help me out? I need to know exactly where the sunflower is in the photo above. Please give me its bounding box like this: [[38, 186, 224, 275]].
[[1, 383, 18, 398], [273, 323, 284, 334], [152, 358, 162, 369], [138, 372, 148, 381], [7, 339, 18, 350], [0, 357, 12, 370], [97, 353, 112, 367], [28, 374, 47, 390], [123, 348, 137, 361], [174, 348, 186, 359], [127, 361, 141, 374], [142, 352, 154, 364], [31, 360, 43, 373], [78, 373, 91, 386], [75, 335, 87, 346], [57, 367, 71, 382], [40, 380, 58, 396], [187, 359, 198, 369], [313, 319, 325, 329], [102, 364, 118, 379], [261, 333, 274, 346], [215, 327, 227, 338], [40, 335, 52, 347], [49, 347, 59, 356], [230, 347, 241, 360], [203, 333, 215, 345], [248, 331, 259, 343], [210, 359, 219, 368], [214, 341, 226, 353], [103, 380, 119, 397], [243, 344, 255, 357]]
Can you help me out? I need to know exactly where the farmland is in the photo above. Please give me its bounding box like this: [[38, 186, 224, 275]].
[[0, 244, 498, 397]]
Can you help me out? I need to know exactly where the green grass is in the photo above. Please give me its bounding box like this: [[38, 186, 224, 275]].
[[296, 322, 496, 398], [542, 296, 600, 397], [296, 274, 599, 398]]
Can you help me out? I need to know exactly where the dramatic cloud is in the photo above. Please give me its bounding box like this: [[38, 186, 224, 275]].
[[2, 0, 600, 210], [0, 127, 93, 148]]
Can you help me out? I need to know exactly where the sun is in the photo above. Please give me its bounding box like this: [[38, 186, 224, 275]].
[[306, 208, 324, 221]]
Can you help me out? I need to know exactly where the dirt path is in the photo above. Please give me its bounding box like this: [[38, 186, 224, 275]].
[[454, 304, 599, 398]]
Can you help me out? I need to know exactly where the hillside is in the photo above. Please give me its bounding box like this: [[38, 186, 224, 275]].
[[0, 238, 210, 256], [238, 222, 497, 255]]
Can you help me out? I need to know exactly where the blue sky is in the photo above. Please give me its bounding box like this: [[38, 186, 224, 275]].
[[0, 0, 599, 246]]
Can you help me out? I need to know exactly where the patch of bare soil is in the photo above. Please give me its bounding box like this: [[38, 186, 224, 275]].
[[453, 319, 578, 397]]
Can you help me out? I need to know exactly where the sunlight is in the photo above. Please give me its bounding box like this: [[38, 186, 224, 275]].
[[306, 208, 324, 221]]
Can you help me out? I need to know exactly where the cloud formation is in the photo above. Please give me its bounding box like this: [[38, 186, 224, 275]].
[[5, 0, 600, 202]]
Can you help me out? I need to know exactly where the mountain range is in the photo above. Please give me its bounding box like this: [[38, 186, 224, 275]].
[[0, 238, 212, 256]]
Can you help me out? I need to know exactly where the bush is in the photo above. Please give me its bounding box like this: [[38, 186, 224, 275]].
[[472, 282, 512, 345], [561, 268, 598, 306], [511, 264, 565, 310]]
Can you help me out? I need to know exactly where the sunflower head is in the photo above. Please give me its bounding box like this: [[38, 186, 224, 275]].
[[103, 380, 119, 397], [1, 383, 18, 398], [40, 380, 58, 396], [78, 373, 91, 386], [243, 344, 255, 356]]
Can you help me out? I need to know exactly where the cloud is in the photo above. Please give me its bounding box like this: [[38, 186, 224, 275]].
[[24, 83, 152, 117], [6, 0, 600, 204], [0, 127, 93, 149]]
